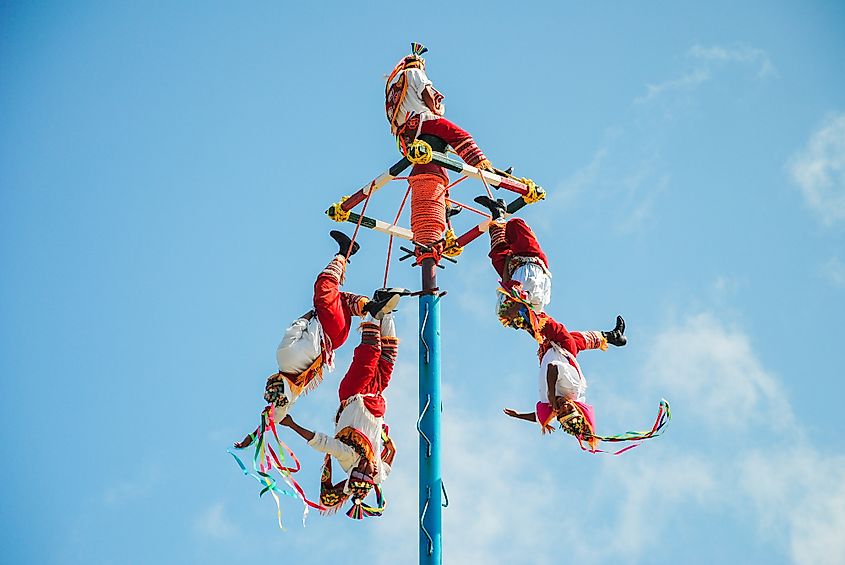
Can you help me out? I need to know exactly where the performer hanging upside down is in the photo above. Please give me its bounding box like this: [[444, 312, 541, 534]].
[[281, 309, 400, 519], [474, 195, 553, 315], [502, 315, 627, 450], [234, 231, 403, 449], [386, 42, 496, 179], [470, 195, 675, 452]]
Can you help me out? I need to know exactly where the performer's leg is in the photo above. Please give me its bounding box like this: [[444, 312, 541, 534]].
[[504, 218, 548, 266], [569, 331, 605, 354], [337, 320, 382, 402], [314, 254, 351, 348], [419, 117, 491, 169], [376, 314, 398, 392], [313, 231, 365, 349], [487, 221, 510, 278]]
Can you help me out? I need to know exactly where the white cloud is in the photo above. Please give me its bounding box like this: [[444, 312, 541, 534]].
[[789, 113, 845, 225], [689, 44, 777, 78], [635, 68, 711, 104], [552, 148, 607, 208], [194, 502, 240, 540], [821, 256, 845, 287], [740, 449, 845, 565], [636, 43, 776, 104], [313, 304, 845, 564], [616, 172, 670, 233], [645, 312, 794, 431]]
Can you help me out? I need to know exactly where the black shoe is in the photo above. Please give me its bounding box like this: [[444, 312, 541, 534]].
[[603, 315, 627, 347], [364, 288, 407, 319], [473, 196, 507, 220], [493, 166, 514, 178], [446, 204, 462, 219], [330, 230, 359, 258]]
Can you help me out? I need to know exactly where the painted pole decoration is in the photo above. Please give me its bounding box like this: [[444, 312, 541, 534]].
[[418, 258, 442, 564]]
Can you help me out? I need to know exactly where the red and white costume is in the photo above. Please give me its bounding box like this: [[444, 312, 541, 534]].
[[386, 56, 491, 182], [488, 218, 553, 313], [267, 254, 368, 421], [535, 317, 606, 439], [307, 313, 397, 490]]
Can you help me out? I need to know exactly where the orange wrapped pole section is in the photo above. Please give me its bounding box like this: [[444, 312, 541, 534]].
[[409, 174, 447, 246]]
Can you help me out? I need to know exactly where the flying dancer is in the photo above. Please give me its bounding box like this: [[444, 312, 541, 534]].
[[474, 196, 670, 453], [234, 230, 400, 449], [282, 307, 400, 519]]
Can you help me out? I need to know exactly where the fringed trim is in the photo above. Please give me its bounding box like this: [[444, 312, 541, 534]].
[[497, 285, 546, 343], [360, 322, 380, 346], [507, 254, 552, 279], [342, 292, 369, 317], [539, 409, 556, 435], [319, 454, 349, 514], [581, 330, 608, 352], [380, 336, 399, 365], [284, 354, 327, 398], [321, 255, 347, 285], [452, 138, 488, 168], [345, 485, 385, 520], [489, 222, 506, 249]]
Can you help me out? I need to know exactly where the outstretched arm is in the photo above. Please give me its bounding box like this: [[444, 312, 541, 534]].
[[234, 425, 260, 449], [279, 415, 315, 442], [503, 408, 537, 423]]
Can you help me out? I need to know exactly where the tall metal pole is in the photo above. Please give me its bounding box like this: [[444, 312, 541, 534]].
[[419, 257, 442, 564]]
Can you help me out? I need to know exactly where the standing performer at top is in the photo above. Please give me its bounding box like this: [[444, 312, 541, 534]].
[[386, 43, 496, 175], [234, 231, 402, 449], [281, 307, 401, 519]]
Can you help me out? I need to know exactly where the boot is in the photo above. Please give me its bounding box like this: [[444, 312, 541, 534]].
[[363, 288, 408, 320], [330, 230, 359, 258], [473, 196, 507, 221], [602, 315, 627, 347], [446, 204, 462, 219]]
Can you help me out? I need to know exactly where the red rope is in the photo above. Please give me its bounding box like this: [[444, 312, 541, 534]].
[[478, 167, 495, 200], [445, 197, 492, 218], [446, 175, 468, 190], [345, 180, 375, 263], [383, 185, 412, 287]]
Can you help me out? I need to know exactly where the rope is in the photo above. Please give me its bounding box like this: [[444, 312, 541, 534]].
[[383, 185, 412, 287], [445, 197, 492, 218], [478, 165, 495, 200], [345, 180, 375, 263], [446, 175, 468, 190], [409, 174, 447, 247]]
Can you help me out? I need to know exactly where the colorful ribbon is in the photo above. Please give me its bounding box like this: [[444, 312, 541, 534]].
[[230, 406, 326, 529], [576, 399, 672, 456]]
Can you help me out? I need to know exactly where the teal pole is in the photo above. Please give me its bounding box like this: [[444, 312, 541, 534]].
[[418, 257, 442, 564]]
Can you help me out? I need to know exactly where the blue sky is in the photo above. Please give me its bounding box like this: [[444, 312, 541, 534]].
[[2, 1, 844, 563]]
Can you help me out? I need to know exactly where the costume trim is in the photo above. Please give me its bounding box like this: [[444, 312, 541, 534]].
[[496, 284, 547, 343], [322, 254, 347, 285], [581, 330, 607, 352]]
